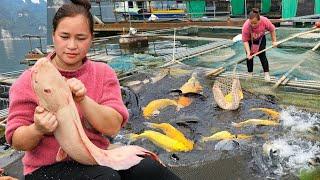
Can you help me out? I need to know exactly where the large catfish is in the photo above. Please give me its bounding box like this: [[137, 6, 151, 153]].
[[31, 58, 158, 170]]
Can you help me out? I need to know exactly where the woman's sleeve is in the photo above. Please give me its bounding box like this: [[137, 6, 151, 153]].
[[242, 21, 251, 42], [99, 67, 129, 127], [5, 71, 37, 145], [266, 18, 276, 32]]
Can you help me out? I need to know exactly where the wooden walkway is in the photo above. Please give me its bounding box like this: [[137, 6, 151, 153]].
[[93, 19, 282, 32], [0, 108, 8, 122], [219, 71, 320, 91], [161, 40, 234, 62], [0, 70, 24, 85], [94, 20, 247, 32], [157, 35, 227, 42], [285, 14, 320, 23]]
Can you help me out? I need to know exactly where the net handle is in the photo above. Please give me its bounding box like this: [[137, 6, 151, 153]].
[[232, 64, 238, 79]]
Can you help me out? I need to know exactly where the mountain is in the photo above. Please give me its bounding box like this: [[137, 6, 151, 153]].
[[0, 0, 47, 39]]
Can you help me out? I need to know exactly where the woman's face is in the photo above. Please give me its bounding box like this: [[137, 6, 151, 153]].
[[52, 14, 92, 70], [249, 17, 260, 28]]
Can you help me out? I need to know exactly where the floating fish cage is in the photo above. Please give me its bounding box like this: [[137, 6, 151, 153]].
[[2, 25, 320, 179], [90, 26, 320, 98]]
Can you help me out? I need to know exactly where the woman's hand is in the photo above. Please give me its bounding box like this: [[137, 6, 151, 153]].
[[34, 106, 58, 135], [67, 78, 87, 103], [247, 53, 253, 60], [272, 41, 278, 47]]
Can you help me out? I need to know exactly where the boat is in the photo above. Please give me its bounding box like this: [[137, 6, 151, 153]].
[[21, 34, 47, 66], [119, 28, 149, 54], [114, 1, 186, 20], [150, 8, 186, 18]]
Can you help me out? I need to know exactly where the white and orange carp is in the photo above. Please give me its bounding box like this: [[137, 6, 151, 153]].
[[31, 58, 158, 170]]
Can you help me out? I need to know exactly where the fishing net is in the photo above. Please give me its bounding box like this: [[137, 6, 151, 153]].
[[212, 65, 243, 110]]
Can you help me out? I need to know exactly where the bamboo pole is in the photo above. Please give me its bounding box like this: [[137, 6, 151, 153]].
[[0, 118, 7, 126], [272, 41, 320, 89], [206, 27, 320, 77], [160, 44, 230, 68]]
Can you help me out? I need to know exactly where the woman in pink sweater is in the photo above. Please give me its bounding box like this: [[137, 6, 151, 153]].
[[242, 8, 277, 81], [5, 0, 180, 179]]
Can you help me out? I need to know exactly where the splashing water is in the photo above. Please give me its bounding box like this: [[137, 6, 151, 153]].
[[281, 106, 320, 132], [262, 106, 320, 176]]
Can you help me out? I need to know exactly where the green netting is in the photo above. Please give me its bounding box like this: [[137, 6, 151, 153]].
[[282, 0, 298, 19], [315, 0, 320, 14], [230, 0, 244, 15], [261, 0, 271, 13], [187, 0, 206, 18]]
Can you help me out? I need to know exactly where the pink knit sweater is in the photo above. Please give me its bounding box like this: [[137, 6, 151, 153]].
[[242, 16, 275, 42], [5, 56, 129, 175]]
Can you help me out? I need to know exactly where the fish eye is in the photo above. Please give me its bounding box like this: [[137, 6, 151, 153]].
[[44, 89, 51, 94], [170, 153, 179, 161]]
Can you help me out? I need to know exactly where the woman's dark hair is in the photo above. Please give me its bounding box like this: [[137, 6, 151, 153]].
[[53, 0, 93, 34], [248, 8, 260, 20]]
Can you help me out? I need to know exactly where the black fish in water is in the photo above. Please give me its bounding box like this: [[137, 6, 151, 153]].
[[308, 123, 320, 134], [214, 139, 240, 151], [176, 120, 198, 126], [121, 86, 141, 118], [169, 90, 206, 100], [250, 147, 273, 177], [169, 89, 183, 95], [175, 120, 199, 141], [308, 156, 320, 166], [181, 92, 206, 100]]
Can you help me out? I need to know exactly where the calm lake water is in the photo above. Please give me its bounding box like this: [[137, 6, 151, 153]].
[[0, 39, 46, 73]]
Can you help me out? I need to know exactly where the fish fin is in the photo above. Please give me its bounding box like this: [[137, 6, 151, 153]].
[[142, 79, 150, 84], [176, 104, 184, 111], [127, 133, 139, 142], [200, 136, 207, 142], [181, 92, 203, 98], [170, 89, 183, 94], [256, 124, 267, 127], [231, 122, 240, 128], [231, 140, 240, 146], [56, 147, 68, 162], [153, 110, 160, 116], [249, 108, 260, 112], [143, 122, 155, 128]]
